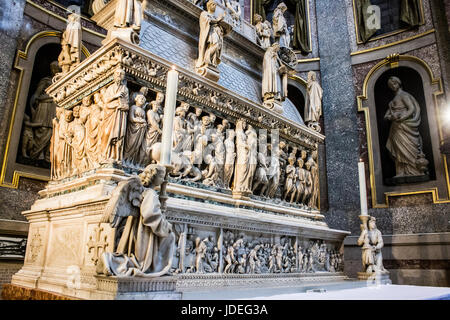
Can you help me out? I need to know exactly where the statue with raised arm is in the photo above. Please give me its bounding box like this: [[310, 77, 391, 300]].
[[98, 164, 175, 277], [384, 76, 429, 181]]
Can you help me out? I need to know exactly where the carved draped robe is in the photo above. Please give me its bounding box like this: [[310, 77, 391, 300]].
[[100, 82, 129, 161], [304, 80, 323, 123], [101, 188, 175, 277], [385, 90, 427, 177], [262, 46, 283, 101], [196, 11, 224, 69], [142, 109, 161, 161], [114, 0, 142, 29], [85, 105, 102, 166], [124, 104, 147, 164], [233, 126, 251, 193], [273, 8, 290, 48], [29, 76, 56, 161]]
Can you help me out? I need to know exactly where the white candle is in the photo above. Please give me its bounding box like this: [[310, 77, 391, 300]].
[[160, 66, 179, 166], [358, 160, 368, 216]]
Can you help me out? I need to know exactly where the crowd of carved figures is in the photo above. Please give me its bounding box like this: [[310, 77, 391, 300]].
[[50, 69, 320, 208], [170, 229, 343, 275]]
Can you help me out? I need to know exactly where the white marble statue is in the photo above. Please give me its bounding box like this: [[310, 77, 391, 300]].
[[114, 0, 144, 32], [262, 43, 285, 102], [272, 2, 290, 48], [357, 217, 387, 274], [58, 12, 82, 74], [304, 71, 323, 132], [254, 14, 272, 49], [98, 164, 175, 277], [384, 76, 429, 179], [225, 0, 241, 27]]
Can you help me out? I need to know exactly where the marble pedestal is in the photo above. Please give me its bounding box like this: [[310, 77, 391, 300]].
[[357, 271, 392, 285]]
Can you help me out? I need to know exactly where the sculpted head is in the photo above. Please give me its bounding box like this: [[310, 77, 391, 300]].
[[72, 106, 80, 118], [195, 107, 203, 117], [139, 164, 166, 188], [368, 217, 377, 230], [155, 92, 165, 104], [82, 96, 92, 107], [227, 129, 236, 140], [254, 14, 263, 24], [65, 109, 74, 122], [114, 69, 126, 83], [206, 0, 217, 13], [277, 2, 287, 13], [307, 71, 316, 82], [388, 76, 402, 92], [50, 61, 60, 76], [135, 94, 146, 107]]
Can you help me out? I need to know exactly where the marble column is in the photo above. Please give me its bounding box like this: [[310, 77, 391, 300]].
[[0, 0, 26, 155], [315, 0, 360, 231]]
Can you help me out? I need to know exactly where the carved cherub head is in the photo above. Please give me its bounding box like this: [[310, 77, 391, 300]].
[[139, 164, 166, 188]]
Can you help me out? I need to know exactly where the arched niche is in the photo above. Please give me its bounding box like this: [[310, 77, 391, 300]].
[[0, 31, 90, 188], [284, 76, 307, 125], [358, 55, 448, 208]]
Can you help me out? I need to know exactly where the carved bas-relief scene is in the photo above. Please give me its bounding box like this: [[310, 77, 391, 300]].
[[1, 0, 449, 302]]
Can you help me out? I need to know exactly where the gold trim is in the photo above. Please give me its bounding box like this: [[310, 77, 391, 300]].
[[296, 57, 320, 63], [351, 29, 435, 56], [0, 31, 90, 189], [251, 0, 312, 53], [289, 74, 307, 87], [26, 0, 106, 39], [357, 54, 449, 208], [352, 0, 425, 45]]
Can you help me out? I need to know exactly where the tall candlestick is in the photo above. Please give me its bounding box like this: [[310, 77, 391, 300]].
[[358, 160, 368, 216], [160, 66, 179, 166]]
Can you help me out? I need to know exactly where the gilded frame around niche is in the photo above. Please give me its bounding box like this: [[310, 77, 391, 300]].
[[357, 54, 450, 208], [351, 0, 425, 45], [0, 31, 90, 189]]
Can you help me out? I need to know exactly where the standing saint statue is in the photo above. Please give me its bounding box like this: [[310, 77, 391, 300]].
[[100, 69, 129, 162], [384, 76, 429, 180], [262, 43, 286, 103], [304, 71, 323, 132], [272, 2, 290, 48], [114, 0, 144, 32], [28, 62, 60, 163], [98, 164, 175, 277], [58, 12, 82, 74], [124, 93, 147, 165], [233, 119, 253, 195], [196, 0, 231, 80]]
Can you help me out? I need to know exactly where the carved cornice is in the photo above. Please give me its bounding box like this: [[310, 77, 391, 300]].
[[47, 39, 324, 150]]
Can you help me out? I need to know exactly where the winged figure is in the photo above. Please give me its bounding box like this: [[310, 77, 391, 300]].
[[97, 164, 175, 277]]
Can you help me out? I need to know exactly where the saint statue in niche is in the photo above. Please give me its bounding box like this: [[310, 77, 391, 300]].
[[384, 76, 429, 183], [304, 71, 323, 133], [272, 2, 290, 49], [262, 43, 285, 102], [24, 61, 60, 164]]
